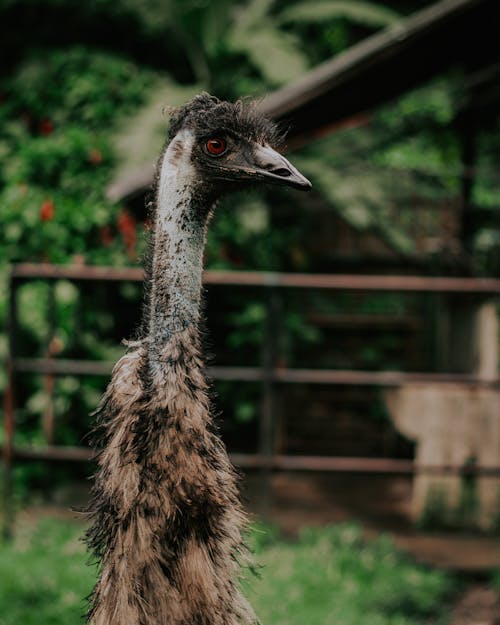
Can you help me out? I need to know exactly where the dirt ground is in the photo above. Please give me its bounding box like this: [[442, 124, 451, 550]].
[[244, 473, 500, 571], [451, 586, 500, 625]]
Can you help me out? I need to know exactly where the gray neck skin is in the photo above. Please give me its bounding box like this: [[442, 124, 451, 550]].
[[147, 129, 212, 366]]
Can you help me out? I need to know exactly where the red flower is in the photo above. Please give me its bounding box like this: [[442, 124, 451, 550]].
[[89, 148, 103, 165], [100, 225, 113, 246], [39, 119, 54, 136], [117, 210, 137, 258], [40, 199, 55, 221]]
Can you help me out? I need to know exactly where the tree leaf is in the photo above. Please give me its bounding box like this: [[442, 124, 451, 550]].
[[230, 27, 309, 86], [232, 0, 277, 36], [198, 0, 235, 56], [279, 1, 401, 28]]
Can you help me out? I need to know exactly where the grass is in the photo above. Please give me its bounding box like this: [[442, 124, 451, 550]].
[[0, 518, 455, 625]]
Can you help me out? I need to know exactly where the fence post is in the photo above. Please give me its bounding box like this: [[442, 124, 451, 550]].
[[2, 272, 17, 540], [42, 283, 57, 446], [257, 288, 281, 517]]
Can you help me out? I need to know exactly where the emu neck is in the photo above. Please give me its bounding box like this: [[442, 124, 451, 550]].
[[148, 131, 211, 368]]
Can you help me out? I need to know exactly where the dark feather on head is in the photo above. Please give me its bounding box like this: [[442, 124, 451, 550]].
[[168, 92, 283, 147]]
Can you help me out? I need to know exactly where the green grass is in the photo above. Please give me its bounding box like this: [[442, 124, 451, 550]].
[[0, 518, 455, 625], [0, 518, 94, 625], [248, 524, 455, 625]]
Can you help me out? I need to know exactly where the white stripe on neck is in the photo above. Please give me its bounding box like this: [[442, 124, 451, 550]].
[[157, 128, 196, 231], [149, 129, 206, 353]]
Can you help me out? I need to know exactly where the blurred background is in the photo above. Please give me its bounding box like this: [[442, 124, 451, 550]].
[[1, 0, 500, 623]]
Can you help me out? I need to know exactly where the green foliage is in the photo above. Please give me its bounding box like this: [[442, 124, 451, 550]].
[[417, 486, 452, 531], [0, 518, 95, 625], [4, 0, 499, 274], [417, 468, 500, 533], [0, 47, 160, 472], [491, 567, 500, 592], [101, 0, 399, 90], [278, 1, 401, 28], [2, 0, 397, 89], [228, 0, 309, 87], [0, 47, 158, 265], [249, 523, 455, 625], [0, 48, 156, 467], [0, 47, 154, 129], [205, 191, 315, 271], [0, 518, 456, 625], [293, 75, 469, 258], [1, 186, 113, 264]]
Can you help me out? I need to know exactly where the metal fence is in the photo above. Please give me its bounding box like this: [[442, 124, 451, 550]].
[[3, 263, 500, 533]]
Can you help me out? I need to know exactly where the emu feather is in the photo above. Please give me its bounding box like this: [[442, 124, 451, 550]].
[[85, 93, 310, 625]]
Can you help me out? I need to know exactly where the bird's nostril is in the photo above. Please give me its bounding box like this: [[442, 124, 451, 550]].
[[272, 168, 292, 177]]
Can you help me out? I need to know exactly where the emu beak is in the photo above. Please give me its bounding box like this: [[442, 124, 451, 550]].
[[248, 145, 312, 191], [208, 143, 312, 190]]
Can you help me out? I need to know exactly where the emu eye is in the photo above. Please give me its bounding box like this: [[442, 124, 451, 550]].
[[206, 137, 227, 156]]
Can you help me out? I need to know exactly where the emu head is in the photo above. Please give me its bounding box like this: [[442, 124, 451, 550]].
[[165, 93, 311, 198]]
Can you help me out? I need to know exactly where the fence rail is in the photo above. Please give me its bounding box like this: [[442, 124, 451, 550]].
[[3, 444, 500, 475], [12, 357, 500, 387], [11, 262, 500, 292]]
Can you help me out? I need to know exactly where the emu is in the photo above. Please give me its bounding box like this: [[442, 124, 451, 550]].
[[85, 93, 311, 625]]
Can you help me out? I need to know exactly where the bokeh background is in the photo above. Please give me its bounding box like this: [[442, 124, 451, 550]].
[[0, 1, 499, 623]]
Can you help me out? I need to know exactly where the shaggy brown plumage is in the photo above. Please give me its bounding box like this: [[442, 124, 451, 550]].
[[85, 93, 310, 625]]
